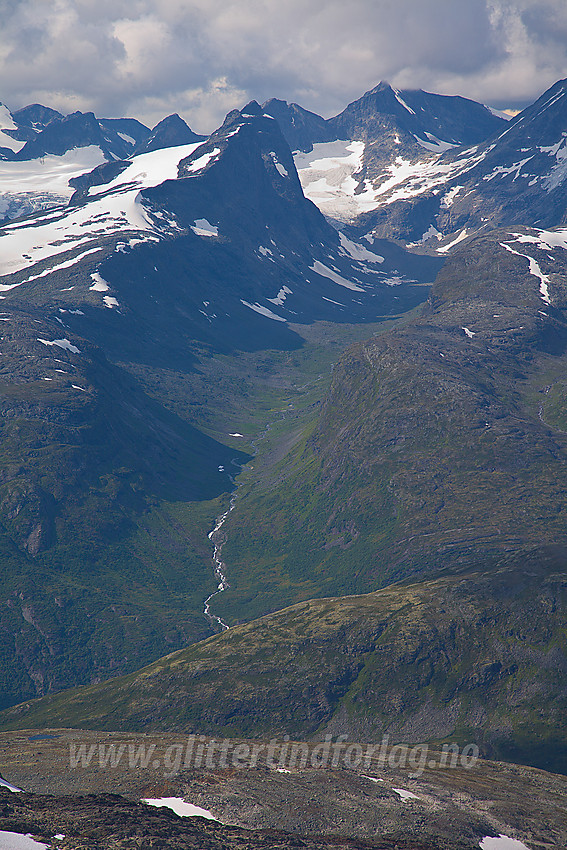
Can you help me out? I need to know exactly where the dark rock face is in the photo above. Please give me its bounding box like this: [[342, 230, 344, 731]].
[[327, 81, 505, 147], [134, 113, 206, 154], [15, 111, 134, 161], [262, 98, 336, 152], [98, 117, 151, 148]]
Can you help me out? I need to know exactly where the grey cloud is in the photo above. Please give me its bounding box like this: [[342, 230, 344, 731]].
[[0, 1, 566, 132]]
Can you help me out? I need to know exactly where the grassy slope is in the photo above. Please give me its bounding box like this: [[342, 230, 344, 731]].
[[210, 231, 567, 625], [2, 548, 565, 775]]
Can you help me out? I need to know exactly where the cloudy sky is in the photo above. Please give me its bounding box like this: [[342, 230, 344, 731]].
[[1, 0, 567, 132]]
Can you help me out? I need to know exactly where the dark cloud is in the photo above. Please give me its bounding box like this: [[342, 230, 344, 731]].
[[0, 1, 566, 132]]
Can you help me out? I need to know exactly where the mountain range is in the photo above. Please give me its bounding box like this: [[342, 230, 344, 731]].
[[0, 74, 567, 823]]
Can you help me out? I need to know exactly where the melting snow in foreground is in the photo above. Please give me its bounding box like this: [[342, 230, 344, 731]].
[[143, 797, 217, 820], [0, 777, 22, 792], [0, 834, 47, 850], [479, 836, 531, 850], [392, 788, 420, 801]]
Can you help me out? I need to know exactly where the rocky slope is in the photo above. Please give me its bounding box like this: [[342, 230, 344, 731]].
[[1, 730, 565, 848], [288, 82, 505, 229], [331, 79, 567, 247], [0, 305, 250, 711], [0, 787, 469, 850], [203, 226, 567, 629]]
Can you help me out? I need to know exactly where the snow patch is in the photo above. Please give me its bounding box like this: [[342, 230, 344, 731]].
[[441, 186, 463, 207], [392, 788, 420, 801], [462, 327, 476, 338], [479, 837, 531, 850], [0, 104, 17, 131], [19, 247, 104, 284], [413, 133, 457, 153], [511, 228, 567, 252], [117, 132, 136, 146], [382, 276, 405, 286], [338, 232, 384, 263], [240, 300, 287, 322], [185, 148, 221, 173], [482, 157, 533, 182], [393, 90, 416, 115], [500, 240, 551, 304], [191, 219, 218, 237], [38, 338, 80, 354], [438, 229, 469, 253], [0, 834, 48, 850], [486, 106, 513, 120], [309, 260, 364, 292], [0, 777, 22, 793], [407, 224, 443, 247], [90, 272, 110, 292], [0, 130, 26, 154], [268, 285, 292, 306], [543, 134, 567, 191], [143, 797, 217, 820], [269, 151, 288, 177]]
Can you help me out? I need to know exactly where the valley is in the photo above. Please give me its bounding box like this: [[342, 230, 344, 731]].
[[0, 72, 567, 848]]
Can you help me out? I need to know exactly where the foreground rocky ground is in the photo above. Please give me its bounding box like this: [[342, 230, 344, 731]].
[[0, 730, 565, 848]]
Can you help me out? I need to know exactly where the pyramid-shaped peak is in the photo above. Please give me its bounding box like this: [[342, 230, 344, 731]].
[[135, 113, 205, 154], [240, 101, 263, 117], [151, 113, 191, 132]]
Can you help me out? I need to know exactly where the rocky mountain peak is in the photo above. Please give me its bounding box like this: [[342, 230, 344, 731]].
[[11, 103, 64, 130], [134, 113, 205, 154]]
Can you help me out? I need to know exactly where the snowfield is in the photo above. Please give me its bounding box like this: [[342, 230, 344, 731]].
[[0, 146, 107, 220], [0, 143, 204, 284]]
